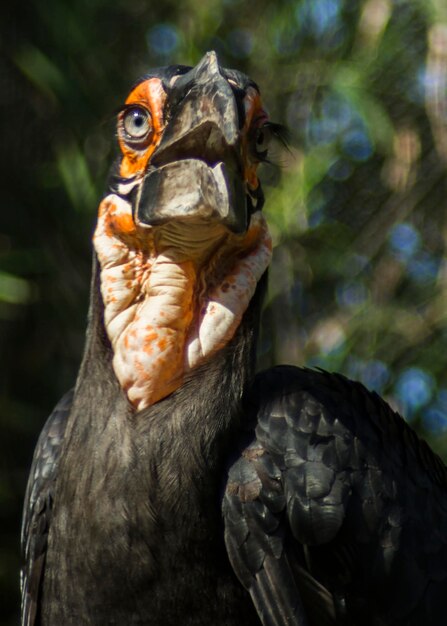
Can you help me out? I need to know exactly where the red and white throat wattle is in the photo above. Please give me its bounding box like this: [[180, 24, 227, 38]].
[[93, 193, 272, 411]]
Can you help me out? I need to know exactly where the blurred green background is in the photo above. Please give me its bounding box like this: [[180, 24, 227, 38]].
[[2, 0, 447, 622]]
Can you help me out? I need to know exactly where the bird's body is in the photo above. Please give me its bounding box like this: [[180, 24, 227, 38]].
[[30, 269, 263, 626], [21, 52, 447, 626]]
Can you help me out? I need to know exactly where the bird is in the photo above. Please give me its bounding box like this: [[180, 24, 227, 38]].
[[21, 51, 447, 626]]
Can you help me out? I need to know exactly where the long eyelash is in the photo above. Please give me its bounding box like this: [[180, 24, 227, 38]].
[[266, 122, 292, 151], [257, 122, 292, 166]]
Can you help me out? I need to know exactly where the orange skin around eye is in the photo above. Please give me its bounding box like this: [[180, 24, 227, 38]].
[[119, 78, 167, 178], [242, 88, 269, 191]]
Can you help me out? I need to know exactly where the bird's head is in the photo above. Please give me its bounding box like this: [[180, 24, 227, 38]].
[[93, 52, 279, 410]]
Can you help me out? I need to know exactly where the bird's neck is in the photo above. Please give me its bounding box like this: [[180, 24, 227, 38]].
[[70, 255, 266, 448], [54, 259, 264, 525], [92, 196, 272, 411], [41, 265, 265, 623]]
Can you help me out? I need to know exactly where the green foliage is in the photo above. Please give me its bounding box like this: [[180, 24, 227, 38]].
[[2, 1, 447, 622]]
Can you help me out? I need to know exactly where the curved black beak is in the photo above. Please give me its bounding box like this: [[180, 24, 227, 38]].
[[135, 51, 248, 234]]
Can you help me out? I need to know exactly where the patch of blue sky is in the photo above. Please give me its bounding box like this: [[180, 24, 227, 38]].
[[147, 24, 180, 58], [389, 222, 421, 262], [295, 0, 343, 37], [395, 367, 435, 420]]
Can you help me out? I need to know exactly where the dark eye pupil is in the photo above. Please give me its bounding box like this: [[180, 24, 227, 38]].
[[257, 131, 264, 144], [122, 106, 151, 142]]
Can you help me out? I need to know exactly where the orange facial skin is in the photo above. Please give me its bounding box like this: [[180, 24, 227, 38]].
[[242, 87, 270, 191], [94, 76, 273, 411], [118, 78, 167, 178]]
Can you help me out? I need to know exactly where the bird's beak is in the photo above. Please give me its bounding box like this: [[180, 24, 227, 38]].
[[134, 51, 248, 234]]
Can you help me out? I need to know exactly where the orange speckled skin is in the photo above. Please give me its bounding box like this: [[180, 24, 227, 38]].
[[94, 77, 272, 410]]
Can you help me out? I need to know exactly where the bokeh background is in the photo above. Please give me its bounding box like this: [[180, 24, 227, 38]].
[[2, 0, 447, 622]]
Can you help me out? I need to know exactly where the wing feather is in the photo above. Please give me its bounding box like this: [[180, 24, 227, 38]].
[[223, 366, 447, 625], [21, 390, 73, 626]]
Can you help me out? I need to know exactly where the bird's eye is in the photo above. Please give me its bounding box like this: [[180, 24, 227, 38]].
[[252, 124, 273, 160], [121, 106, 152, 144]]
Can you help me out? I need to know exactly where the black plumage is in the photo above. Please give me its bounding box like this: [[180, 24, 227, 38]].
[[22, 255, 265, 626], [21, 52, 447, 626], [224, 367, 447, 625]]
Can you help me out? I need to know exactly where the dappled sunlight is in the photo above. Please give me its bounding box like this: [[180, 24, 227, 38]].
[[425, 23, 447, 163]]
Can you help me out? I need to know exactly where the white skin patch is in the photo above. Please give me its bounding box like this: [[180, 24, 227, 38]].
[[93, 194, 272, 410], [186, 213, 271, 368]]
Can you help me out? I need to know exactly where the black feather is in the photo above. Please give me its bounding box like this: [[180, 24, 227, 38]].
[[223, 366, 447, 625]]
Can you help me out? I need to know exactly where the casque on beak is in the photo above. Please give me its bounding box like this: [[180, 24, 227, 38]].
[[134, 51, 248, 234]]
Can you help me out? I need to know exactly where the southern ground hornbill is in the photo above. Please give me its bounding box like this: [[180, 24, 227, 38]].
[[21, 52, 447, 626]]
